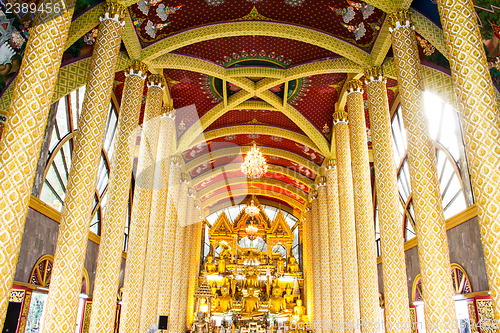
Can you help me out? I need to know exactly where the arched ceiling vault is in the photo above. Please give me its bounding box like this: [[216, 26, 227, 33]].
[[183, 146, 319, 175], [191, 164, 313, 191], [190, 127, 320, 153], [0, 0, 477, 216], [202, 188, 304, 213], [197, 177, 308, 202]]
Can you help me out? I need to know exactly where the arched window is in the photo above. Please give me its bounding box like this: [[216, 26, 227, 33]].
[[374, 92, 471, 256], [37, 87, 131, 241]]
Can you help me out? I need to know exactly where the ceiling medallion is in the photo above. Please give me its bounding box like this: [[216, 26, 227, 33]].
[[241, 143, 268, 179]]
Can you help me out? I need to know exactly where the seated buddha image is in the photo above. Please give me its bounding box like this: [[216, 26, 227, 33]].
[[268, 287, 285, 314], [241, 287, 260, 315], [204, 255, 217, 274], [215, 285, 233, 313], [287, 256, 299, 274]]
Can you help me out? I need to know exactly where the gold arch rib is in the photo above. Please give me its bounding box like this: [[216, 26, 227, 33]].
[[202, 188, 304, 212], [197, 177, 308, 202], [183, 146, 320, 175], [206, 198, 296, 218], [192, 163, 313, 190], [141, 22, 371, 65], [189, 126, 320, 153]]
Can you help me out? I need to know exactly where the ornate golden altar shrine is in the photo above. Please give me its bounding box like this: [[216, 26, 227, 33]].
[[192, 199, 308, 332]]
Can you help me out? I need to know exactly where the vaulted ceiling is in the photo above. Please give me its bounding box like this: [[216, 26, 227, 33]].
[[1, 0, 467, 216]]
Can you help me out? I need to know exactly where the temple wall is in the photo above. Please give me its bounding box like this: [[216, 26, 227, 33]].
[[377, 215, 490, 302], [13, 206, 126, 296]]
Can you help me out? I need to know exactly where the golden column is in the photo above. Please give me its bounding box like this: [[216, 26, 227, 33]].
[[437, 0, 500, 318], [310, 192, 324, 333], [41, 3, 125, 332], [303, 203, 315, 321], [167, 177, 190, 333], [139, 108, 176, 332], [119, 74, 165, 333], [157, 156, 182, 318], [390, 11, 456, 330], [89, 61, 147, 333], [317, 178, 332, 331], [178, 192, 196, 331], [345, 79, 380, 333], [0, 0, 76, 325], [325, 160, 344, 332], [365, 66, 411, 333], [187, 209, 204, 325], [333, 111, 361, 331]]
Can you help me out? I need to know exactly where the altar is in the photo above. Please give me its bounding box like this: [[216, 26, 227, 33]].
[[191, 198, 309, 333]]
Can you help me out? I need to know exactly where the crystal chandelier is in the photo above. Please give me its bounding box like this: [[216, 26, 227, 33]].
[[245, 198, 260, 217], [241, 143, 268, 179]]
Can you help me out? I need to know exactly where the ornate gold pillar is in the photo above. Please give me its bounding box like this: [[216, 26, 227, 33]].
[[303, 203, 314, 321], [365, 66, 411, 333], [317, 178, 332, 331], [333, 111, 361, 331], [187, 209, 204, 326], [139, 109, 176, 332], [178, 192, 196, 331], [437, 0, 500, 318], [167, 177, 190, 333], [89, 61, 147, 333], [390, 11, 456, 330], [157, 156, 182, 317], [119, 74, 165, 333], [346, 80, 380, 333], [0, 0, 76, 326], [325, 161, 344, 332], [310, 192, 323, 333], [41, 4, 125, 332]]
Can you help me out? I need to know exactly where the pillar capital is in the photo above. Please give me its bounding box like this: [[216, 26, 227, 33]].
[[364, 67, 385, 84], [305, 203, 312, 212], [101, 1, 126, 25], [125, 61, 148, 80], [333, 111, 348, 125], [188, 187, 196, 198], [310, 190, 318, 201], [147, 74, 166, 90], [317, 176, 327, 187], [171, 155, 182, 168], [180, 173, 190, 184], [389, 10, 413, 32], [326, 158, 336, 170], [345, 79, 363, 95], [162, 106, 176, 120]]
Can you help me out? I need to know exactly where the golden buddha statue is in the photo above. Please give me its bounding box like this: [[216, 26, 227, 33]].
[[241, 287, 260, 314], [218, 243, 232, 274], [243, 266, 259, 289], [215, 286, 233, 313], [192, 312, 210, 333], [276, 257, 285, 275], [287, 256, 299, 274], [205, 255, 217, 274], [284, 286, 296, 310], [268, 287, 285, 314], [293, 299, 306, 320]]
